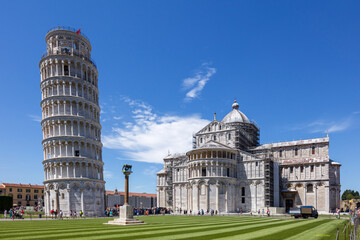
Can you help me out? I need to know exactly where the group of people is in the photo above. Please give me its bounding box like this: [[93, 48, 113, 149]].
[[3, 208, 25, 220], [256, 208, 271, 217], [49, 209, 83, 219]]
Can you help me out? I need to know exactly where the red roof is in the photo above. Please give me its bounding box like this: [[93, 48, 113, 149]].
[[106, 190, 156, 198], [1, 183, 44, 188]]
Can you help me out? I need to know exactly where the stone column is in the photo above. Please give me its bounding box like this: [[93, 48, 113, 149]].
[[55, 189, 60, 211], [325, 185, 330, 212], [216, 183, 219, 212], [196, 184, 200, 212], [205, 184, 209, 211], [66, 163, 69, 178], [80, 188, 84, 211], [225, 184, 228, 212], [67, 188, 71, 215], [125, 175, 129, 205], [47, 191, 51, 215]]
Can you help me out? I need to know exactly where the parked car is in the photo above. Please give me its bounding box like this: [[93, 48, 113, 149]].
[[289, 206, 318, 219]]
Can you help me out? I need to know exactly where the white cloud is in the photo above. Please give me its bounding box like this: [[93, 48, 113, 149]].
[[113, 116, 123, 120], [143, 166, 160, 176], [102, 98, 209, 164], [104, 170, 113, 179], [292, 117, 354, 134], [28, 114, 42, 123], [182, 63, 216, 101]]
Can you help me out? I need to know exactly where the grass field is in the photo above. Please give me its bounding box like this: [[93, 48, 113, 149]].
[[0, 215, 347, 239]]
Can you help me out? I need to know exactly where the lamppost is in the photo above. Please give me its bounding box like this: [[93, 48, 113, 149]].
[[122, 164, 132, 206], [105, 164, 146, 225]]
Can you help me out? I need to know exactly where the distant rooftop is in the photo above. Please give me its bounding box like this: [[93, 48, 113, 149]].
[[106, 190, 156, 198]]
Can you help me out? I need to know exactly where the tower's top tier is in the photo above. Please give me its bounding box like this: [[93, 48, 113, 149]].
[[44, 26, 92, 60]]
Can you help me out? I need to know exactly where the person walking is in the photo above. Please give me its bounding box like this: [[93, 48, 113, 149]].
[[4, 209, 7, 219], [59, 210, 63, 220], [267, 208, 270, 217]]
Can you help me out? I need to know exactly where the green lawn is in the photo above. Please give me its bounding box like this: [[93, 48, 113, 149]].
[[0, 215, 347, 240]]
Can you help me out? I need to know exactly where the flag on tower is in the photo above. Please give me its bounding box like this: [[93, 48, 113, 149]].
[[76, 28, 81, 34]]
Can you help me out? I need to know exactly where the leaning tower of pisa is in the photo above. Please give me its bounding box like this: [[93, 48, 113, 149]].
[[39, 27, 105, 217]]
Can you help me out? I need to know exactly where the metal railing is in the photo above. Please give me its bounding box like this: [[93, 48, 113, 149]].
[[46, 26, 90, 43], [41, 50, 97, 68]]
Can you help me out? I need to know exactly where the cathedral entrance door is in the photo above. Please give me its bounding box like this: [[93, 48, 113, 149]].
[[285, 199, 293, 213]]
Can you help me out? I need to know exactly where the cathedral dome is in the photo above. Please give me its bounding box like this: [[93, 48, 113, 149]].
[[222, 100, 250, 124]]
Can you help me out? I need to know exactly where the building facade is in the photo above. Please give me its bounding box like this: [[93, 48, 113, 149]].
[[106, 190, 157, 209], [0, 183, 44, 207], [157, 101, 341, 213], [39, 27, 105, 217]]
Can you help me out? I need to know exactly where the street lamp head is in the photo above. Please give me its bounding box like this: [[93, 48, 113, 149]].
[[122, 164, 133, 176]]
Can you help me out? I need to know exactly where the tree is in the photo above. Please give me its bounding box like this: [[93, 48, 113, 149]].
[[342, 189, 360, 200], [0, 196, 13, 212]]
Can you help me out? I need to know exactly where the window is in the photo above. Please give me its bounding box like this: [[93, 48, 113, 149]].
[[290, 167, 293, 173], [34, 195, 38, 200], [213, 136, 216, 141], [42, 190, 44, 193], [208, 127, 211, 131], [202, 167, 206, 177], [17, 194, 22, 199], [26, 189, 31, 193], [227, 168, 230, 177], [256, 162, 258, 167], [34, 189, 39, 193], [219, 125, 221, 130], [9, 188, 12, 192], [279, 150, 283, 157], [242, 197, 245, 204], [75, 150, 80, 156], [17, 189, 22, 192], [307, 184, 313, 193], [312, 146, 315, 155], [241, 187, 245, 196], [301, 166, 304, 173], [26, 195, 31, 201], [18, 201, 22, 206], [311, 165, 314, 172], [64, 65, 69, 75], [295, 148, 298, 156], [228, 134, 231, 140], [62, 193, 65, 199], [200, 138, 203, 143]]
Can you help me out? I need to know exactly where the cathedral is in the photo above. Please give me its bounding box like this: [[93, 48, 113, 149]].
[[157, 101, 341, 214]]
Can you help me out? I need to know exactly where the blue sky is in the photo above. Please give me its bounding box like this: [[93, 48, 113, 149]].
[[0, 1, 359, 194]]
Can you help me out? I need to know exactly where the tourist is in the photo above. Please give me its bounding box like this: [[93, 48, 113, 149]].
[[51, 209, 54, 219], [4, 209, 7, 219], [267, 208, 270, 217], [261, 209, 264, 217], [74, 211, 77, 218], [80, 210, 83, 218], [55, 210, 58, 219], [240, 208, 243, 214]]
